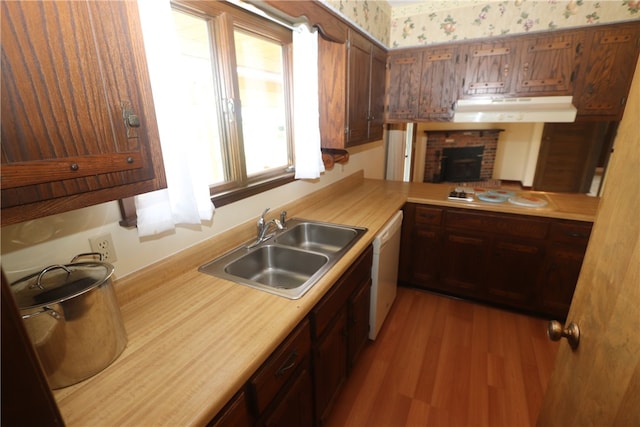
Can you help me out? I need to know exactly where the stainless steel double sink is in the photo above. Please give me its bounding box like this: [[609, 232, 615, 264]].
[[199, 218, 368, 299]]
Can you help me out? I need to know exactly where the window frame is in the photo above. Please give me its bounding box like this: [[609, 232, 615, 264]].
[[174, 0, 296, 207]]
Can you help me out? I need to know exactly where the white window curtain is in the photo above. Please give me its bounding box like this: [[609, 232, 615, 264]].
[[134, 0, 214, 237], [292, 24, 325, 179]]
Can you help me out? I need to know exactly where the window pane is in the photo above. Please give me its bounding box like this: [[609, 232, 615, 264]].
[[172, 10, 226, 185], [234, 30, 289, 176]]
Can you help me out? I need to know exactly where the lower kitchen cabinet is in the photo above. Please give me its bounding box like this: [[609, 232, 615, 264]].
[[261, 361, 314, 427], [314, 308, 348, 425], [312, 245, 373, 426], [208, 391, 253, 427], [348, 277, 371, 370], [539, 220, 592, 318], [209, 245, 373, 427], [400, 203, 591, 318]]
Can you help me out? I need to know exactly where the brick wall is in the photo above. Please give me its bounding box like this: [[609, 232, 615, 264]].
[[423, 129, 502, 183]]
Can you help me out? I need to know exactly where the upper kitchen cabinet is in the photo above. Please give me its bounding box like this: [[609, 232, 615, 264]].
[[417, 45, 465, 121], [386, 50, 422, 121], [1, 1, 165, 226], [514, 30, 584, 96], [319, 29, 386, 149], [462, 39, 520, 97], [573, 21, 640, 120]]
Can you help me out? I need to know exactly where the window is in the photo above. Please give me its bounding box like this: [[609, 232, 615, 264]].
[[172, 1, 294, 206]]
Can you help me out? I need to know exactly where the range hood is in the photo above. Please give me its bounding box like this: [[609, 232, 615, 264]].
[[453, 96, 577, 123]]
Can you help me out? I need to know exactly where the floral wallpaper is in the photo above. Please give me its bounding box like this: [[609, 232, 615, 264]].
[[321, 0, 392, 45], [321, 0, 640, 49]]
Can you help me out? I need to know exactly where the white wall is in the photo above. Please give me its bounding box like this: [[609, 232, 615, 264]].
[[0, 141, 385, 283]]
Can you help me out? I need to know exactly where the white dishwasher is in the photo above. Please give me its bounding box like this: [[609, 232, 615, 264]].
[[369, 210, 403, 340]]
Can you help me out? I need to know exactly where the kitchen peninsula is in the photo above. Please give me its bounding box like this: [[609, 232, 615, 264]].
[[51, 172, 598, 426]]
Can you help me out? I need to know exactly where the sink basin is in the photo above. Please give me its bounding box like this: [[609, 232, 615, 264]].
[[225, 245, 328, 289], [198, 218, 367, 299], [274, 222, 359, 254]]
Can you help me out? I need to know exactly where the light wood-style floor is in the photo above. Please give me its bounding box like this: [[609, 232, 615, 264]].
[[326, 287, 560, 427]]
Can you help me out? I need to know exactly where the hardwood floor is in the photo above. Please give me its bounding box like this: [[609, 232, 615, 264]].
[[326, 287, 560, 427]]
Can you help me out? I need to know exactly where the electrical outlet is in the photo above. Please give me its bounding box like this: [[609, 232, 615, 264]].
[[89, 233, 118, 263]]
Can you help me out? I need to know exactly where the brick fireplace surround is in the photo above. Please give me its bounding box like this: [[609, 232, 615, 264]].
[[423, 129, 503, 183]]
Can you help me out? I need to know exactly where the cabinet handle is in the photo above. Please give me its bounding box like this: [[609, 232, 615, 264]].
[[121, 100, 141, 138], [70, 162, 79, 171], [566, 232, 589, 239], [275, 350, 298, 377]]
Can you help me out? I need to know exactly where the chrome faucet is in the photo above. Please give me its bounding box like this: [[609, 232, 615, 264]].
[[249, 208, 285, 248]]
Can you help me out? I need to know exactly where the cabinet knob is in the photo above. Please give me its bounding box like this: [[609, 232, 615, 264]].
[[70, 162, 79, 171], [121, 100, 141, 138]]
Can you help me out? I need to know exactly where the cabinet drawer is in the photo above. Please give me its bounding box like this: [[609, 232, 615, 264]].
[[549, 221, 592, 245], [313, 246, 373, 338], [415, 206, 443, 226], [248, 319, 311, 415], [445, 210, 549, 239]]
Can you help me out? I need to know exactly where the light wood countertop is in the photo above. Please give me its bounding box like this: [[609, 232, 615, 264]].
[[52, 174, 598, 426]]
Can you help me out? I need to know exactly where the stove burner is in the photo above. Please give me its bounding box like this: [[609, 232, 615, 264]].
[[448, 190, 474, 201]]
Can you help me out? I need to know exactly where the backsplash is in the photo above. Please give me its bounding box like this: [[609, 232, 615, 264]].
[[322, 1, 639, 48]]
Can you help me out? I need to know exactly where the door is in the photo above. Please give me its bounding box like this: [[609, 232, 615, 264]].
[[533, 122, 610, 193], [537, 59, 640, 426]]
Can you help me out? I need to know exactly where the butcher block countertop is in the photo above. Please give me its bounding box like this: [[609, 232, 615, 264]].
[[52, 173, 599, 426]]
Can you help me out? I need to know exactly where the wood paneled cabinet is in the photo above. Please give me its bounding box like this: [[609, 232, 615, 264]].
[[386, 50, 423, 120], [573, 22, 640, 120], [386, 22, 639, 122], [514, 30, 584, 96], [417, 45, 464, 121], [0, 1, 166, 226], [539, 220, 592, 318], [463, 39, 520, 97], [400, 203, 591, 318], [312, 245, 373, 426], [247, 319, 314, 427], [347, 30, 386, 144], [319, 30, 386, 149], [386, 45, 464, 122]]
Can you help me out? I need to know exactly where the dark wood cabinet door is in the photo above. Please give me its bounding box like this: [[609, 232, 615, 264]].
[[347, 31, 371, 145], [418, 46, 462, 121], [368, 44, 387, 141], [1, 1, 165, 225], [314, 308, 348, 426], [408, 226, 443, 289], [574, 22, 640, 120], [515, 31, 582, 95], [485, 238, 544, 309], [539, 244, 585, 319], [441, 231, 488, 297], [262, 363, 314, 427], [463, 40, 519, 96], [386, 51, 422, 120], [348, 278, 371, 370], [209, 391, 253, 427]]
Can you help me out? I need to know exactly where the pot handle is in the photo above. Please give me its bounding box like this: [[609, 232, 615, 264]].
[[71, 252, 104, 262], [21, 306, 63, 321], [29, 265, 72, 290]]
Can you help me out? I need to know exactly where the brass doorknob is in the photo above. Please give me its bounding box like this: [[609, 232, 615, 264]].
[[547, 320, 580, 350]]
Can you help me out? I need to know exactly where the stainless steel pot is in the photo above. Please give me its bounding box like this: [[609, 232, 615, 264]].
[[11, 253, 127, 389]]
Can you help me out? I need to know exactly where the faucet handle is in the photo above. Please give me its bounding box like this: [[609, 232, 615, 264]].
[[280, 210, 287, 227]]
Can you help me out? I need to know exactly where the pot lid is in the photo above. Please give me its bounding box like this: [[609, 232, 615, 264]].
[[11, 261, 115, 310]]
